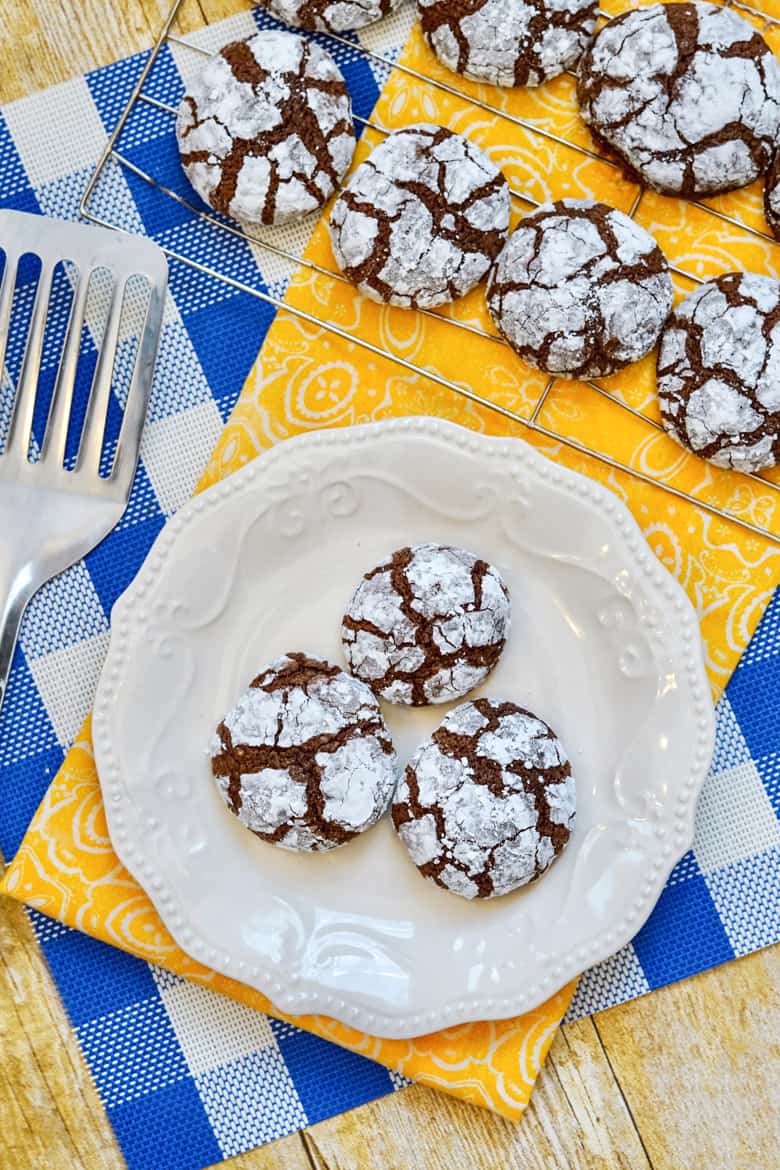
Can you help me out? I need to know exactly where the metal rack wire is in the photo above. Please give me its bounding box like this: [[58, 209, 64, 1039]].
[[80, 0, 780, 546]]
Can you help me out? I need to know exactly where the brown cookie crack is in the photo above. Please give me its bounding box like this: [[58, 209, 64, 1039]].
[[487, 200, 670, 378], [420, 0, 597, 86], [267, 0, 396, 32], [179, 37, 352, 224], [577, 3, 780, 198], [342, 546, 508, 705], [330, 125, 509, 308], [392, 699, 573, 898], [765, 149, 780, 239], [657, 272, 780, 469], [212, 652, 393, 848]]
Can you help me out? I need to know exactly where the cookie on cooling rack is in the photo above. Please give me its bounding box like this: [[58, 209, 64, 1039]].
[[418, 0, 598, 87], [342, 543, 511, 706], [577, 2, 780, 198], [764, 150, 780, 240], [210, 653, 399, 852], [486, 199, 673, 379], [392, 699, 576, 899], [176, 30, 355, 226], [328, 124, 510, 309], [657, 272, 780, 474], [257, 0, 402, 33]]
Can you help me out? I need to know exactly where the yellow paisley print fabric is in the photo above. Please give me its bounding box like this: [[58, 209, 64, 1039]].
[[5, 1, 780, 1120]]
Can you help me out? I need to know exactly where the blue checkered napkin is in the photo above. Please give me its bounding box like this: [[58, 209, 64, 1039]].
[[0, 5, 779, 1169]]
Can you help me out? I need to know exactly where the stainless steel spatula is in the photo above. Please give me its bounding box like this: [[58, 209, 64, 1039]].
[[0, 209, 167, 714]]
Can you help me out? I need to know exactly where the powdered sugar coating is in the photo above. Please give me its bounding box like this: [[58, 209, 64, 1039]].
[[176, 31, 355, 226], [764, 150, 780, 240], [393, 699, 576, 899], [658, 272, 780, 473], [487, 199, 673, 378], [577, 2, 780, 198], [210, 653, 398, 851], [329, 124, 510, 309], [343, 543, 511, 706], [258, 0, 401, 32], [418, 0, 598, 87]]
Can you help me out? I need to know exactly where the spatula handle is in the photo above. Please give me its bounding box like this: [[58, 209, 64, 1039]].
[[0, 559, 34, 716]]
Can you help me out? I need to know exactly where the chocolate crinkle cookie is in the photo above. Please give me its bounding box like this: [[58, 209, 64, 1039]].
[[764, 150, 780, 239], [328, 124, 510, 309], [176, 31, 355, 226], [258, 0, 401, 33], [486, 199, 673, 379], [657, 272, 780, 473], [577, 2, 780, 198], [418, 0, 598, 88], [210, 653, 398, 852], [342, 543, 511, 706], [393, 699, 576, 899]]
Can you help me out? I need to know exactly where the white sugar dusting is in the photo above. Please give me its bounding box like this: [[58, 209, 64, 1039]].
[[211, 654, 398, 851], [342, 543, 511, 706], [393, 700, 576, 899], [419, 0, 597, 87], [177, 30, 354, 225], [329, 125, 510, 309], [658, 273, 780, 473], [487, 199, 672, 378], [260, 0, 402, 32], [579, 2, 780, 196]]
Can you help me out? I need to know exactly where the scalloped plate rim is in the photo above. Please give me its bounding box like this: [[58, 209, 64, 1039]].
[[93, 417, 715, 1039]]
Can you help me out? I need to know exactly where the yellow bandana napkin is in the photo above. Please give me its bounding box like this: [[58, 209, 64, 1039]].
[[4, 3, 780, 1121]]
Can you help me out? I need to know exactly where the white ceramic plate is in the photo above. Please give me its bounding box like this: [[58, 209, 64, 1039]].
[[94, 418, 715, 1039]]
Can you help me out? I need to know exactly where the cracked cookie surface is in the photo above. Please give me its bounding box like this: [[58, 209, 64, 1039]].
[[764, 150, 780, 239], [176, 30, 355, 226], [210, 652, 398, 852], [486, 198, 672, 379], [258, 0, 401, 33], [342, 543, 511, 706], [657, 271, 780, 473], [329, 124, 510, 308], [577, 2, 780, 198], [418, 0, 598, 88], [392, 699, 576, 899]]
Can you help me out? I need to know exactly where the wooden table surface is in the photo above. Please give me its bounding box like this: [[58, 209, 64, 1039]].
[[0, 2, 779, 1168]]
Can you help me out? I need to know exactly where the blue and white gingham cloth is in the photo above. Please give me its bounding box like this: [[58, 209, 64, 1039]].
[[0, 7, 778, 1170]]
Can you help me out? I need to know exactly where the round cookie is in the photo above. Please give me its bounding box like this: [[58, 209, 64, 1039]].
[[486, 199, 673, 379], [210, 652, 399, 852], [329, 124, 510, 309], [392, 699, 576, 899], [657, 272, 780, 473], [764, 149, 780, 239], [342, 543, 511, 706], [258, 0, 401, 33], [577, 2, 780, 198], [418, 0, 598, 88], [176, 31, 355, 226]]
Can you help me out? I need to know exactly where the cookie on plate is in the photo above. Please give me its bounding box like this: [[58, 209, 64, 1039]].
[[418, 0, 598, 87], [392, 699, 576, 899], [577, 2, 780, 198], [329, 124, 510, 308], [657, 272, 780, 473], [257, 0, 401, 33], [176, 30, 355, 226], [342, 543, 511, 706], [486, 199, 673, 379], [210, 653, 398, 852], [764, 150, 780, 239]]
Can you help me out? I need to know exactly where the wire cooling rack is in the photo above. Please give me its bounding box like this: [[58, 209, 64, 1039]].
[[80, 0, 780, 546]]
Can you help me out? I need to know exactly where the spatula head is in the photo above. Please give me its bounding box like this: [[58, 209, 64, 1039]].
[[0, 208, 167, 502]]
